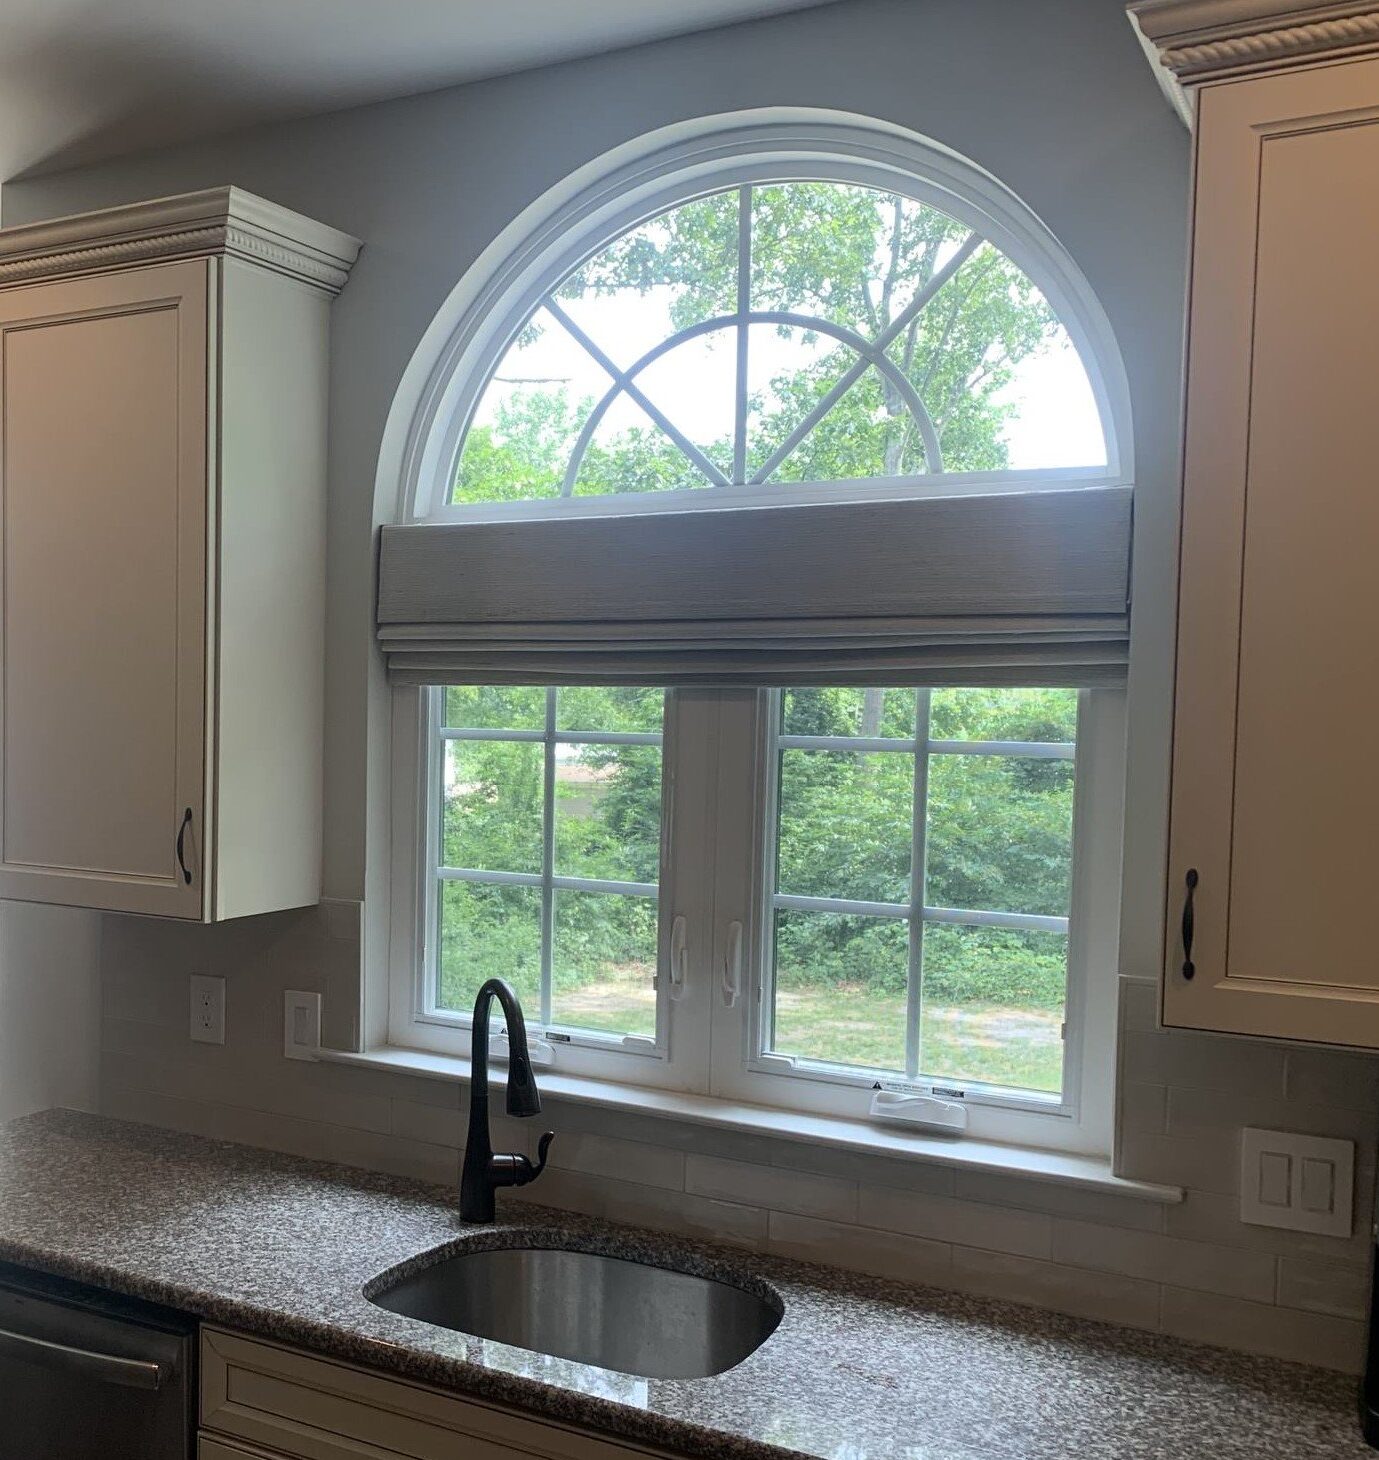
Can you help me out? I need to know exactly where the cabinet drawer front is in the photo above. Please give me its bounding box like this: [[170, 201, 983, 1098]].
[[0, 258, 209, 918], [1166, 54, 1379, 1044], [201, 1329, 678, 1460]]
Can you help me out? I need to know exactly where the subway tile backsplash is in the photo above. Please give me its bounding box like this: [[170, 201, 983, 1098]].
[[95, 911, 1378, 1374]]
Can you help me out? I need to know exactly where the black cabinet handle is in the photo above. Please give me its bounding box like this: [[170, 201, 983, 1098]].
[[176, 808, 193, 886], [1181, 867, 1198, 980]]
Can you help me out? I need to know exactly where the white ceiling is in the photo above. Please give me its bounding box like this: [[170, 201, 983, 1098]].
[[0, 0, 843, 182]]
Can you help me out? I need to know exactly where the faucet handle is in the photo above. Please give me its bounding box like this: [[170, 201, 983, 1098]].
[[498, 1131, 556, 1191]]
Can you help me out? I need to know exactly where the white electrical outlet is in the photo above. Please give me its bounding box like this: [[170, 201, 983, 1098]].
[[190, 974, 226, 1045], [1240, 1127, 1354, 1237], [283, 990, 322, 1061]]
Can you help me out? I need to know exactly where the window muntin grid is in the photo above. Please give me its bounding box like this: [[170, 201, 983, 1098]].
[[434, 687, 664, 1040], [449, 180, 1106, 508], [764, 687, 1077, 1099]]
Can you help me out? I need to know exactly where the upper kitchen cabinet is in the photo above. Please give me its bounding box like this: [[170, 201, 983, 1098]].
[[0, 189, 359, 920], [1134, 3, 1379, 1044]]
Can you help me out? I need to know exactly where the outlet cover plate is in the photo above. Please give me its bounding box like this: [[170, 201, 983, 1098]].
[[1240, 1127, 1353, 1237], [189, 973, 225, 1045]]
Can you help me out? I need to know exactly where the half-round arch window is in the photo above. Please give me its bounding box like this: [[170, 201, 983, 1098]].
[[443, 177, 1112, 513]]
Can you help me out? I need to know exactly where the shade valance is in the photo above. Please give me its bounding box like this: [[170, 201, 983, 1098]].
[[376, 486, 1131, 687]]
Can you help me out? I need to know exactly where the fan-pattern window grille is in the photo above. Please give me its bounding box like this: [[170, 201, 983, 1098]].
[[451, 181, 1106, 507]]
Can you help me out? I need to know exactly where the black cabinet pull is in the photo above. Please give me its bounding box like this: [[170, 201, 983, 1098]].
[[176, 808, 193, 886], [1181, 867, 1198, 980]]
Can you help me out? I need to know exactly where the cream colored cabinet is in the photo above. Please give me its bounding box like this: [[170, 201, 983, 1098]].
[[0, 189, 358, 919], [1133, 9, 1379, 1043], [200, 1328, 684, 1460]]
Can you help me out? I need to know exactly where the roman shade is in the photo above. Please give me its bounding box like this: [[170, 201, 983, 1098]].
[[376, 486, 1132, 687]]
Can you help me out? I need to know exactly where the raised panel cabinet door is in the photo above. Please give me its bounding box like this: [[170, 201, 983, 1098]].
[[1165, 57, 1379, 1044], [0, 259, 209, 917]]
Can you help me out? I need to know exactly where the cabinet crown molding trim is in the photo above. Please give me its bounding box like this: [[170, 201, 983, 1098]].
[[0, 186, 361, 293], [1130, 0, 1379, 80]]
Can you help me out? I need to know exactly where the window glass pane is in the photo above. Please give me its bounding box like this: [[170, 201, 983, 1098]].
[[442, 740, 543, 873], [556, 192, 739, 351], [437, 881, 542, 1016], [743, 323, 859, 483], [451, 306, 587, 506], [767, 684, 1077, 1100], [445, 685, 545, 731], [570, 395, 709, 497], [919, 925, 1066, 1094], [635, 329, 737, 482], [556, 687, 664, 734], [764, 364, 934, 483], [551, 890, 657, 1039], [781, 688, 915, 739], [925, 753, 1075, 918], [751, 182, 922, 334], [930, 687, 1077, 744], [431, 686, 665, 1049], [776, 749, 912, 903], [554, 743, 663, 884], [769, 908, 907, 1073]]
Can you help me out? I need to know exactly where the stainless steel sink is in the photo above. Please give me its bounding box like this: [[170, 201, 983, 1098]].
[[368, 1246, 781, 1379]]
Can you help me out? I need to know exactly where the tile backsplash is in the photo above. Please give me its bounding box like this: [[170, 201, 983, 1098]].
[[96, 910, 1378, 1373]]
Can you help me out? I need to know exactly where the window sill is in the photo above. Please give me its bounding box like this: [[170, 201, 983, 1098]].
[[320, 1045, 1182, 1205]]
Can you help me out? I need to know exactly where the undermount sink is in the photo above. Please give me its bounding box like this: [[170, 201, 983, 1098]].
[[368, 1246, 781, 1380]]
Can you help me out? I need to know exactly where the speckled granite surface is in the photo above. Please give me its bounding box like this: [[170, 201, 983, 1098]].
[[0, 1109, 1370, 1460]]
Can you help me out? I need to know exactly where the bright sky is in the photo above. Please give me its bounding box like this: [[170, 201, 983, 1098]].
[[481, 275, 1106, 480]]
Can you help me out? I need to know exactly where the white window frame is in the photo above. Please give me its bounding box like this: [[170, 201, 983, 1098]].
[[389, 681, 1124, 1154], [383, 117, 1134, 1157]]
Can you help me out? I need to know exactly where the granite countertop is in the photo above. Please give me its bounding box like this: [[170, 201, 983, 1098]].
[[0, 1110, 1370, 1460]]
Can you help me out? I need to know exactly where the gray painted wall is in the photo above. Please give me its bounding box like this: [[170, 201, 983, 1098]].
[[0, 0, 1189, 989], [0, 903, 100, 1122]]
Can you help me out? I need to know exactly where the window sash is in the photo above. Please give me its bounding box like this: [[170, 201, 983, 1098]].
[[410, 687, 676, 1067], [760, 688, 1076, 1098]]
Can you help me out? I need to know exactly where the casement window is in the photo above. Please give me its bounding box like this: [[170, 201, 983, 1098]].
[[380, 122, 1132, 1154]]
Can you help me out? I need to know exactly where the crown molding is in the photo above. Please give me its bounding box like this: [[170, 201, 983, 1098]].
[[0, 186, 362, 293], [1129, 1, 1379, 82]]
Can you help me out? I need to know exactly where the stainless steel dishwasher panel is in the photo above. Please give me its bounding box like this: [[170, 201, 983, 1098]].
[[0, 1277, 194, 1460]]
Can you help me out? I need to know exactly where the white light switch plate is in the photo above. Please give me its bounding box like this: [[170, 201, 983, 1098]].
[[283, 990, 322, 1061], [1240, 1127, 1353, 1237], [189, 974, 225, 1045]]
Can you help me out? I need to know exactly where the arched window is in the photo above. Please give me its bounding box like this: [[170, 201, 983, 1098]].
[[405, 122, 1128, 523], [381, 119, 1131, 1158], [450, 181, 1106, 509]]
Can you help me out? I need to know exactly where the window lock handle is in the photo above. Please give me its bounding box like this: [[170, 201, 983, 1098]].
[[667, 915, 689, 1002], [721, 920, 744, 1008]]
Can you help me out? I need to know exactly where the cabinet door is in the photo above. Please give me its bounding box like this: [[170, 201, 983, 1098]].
[[0, 259, 209, 917], [1165, 57, 1379, 1043]]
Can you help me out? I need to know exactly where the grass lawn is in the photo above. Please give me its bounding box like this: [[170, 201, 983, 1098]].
[[542, 962, 1063, 1094]]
